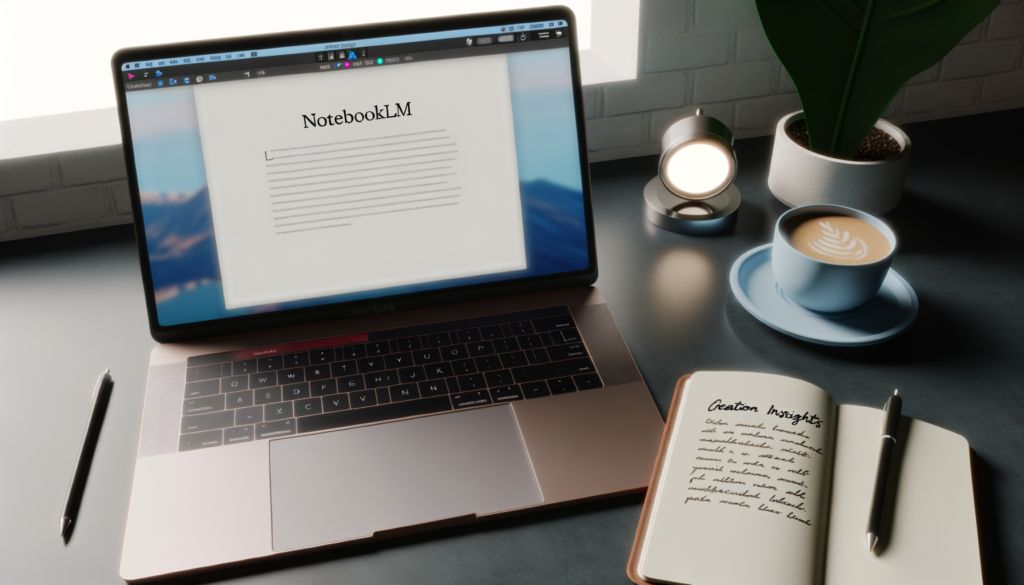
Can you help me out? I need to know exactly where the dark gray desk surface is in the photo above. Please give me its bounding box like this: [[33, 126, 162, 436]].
[[2, 109, 1021, 585]]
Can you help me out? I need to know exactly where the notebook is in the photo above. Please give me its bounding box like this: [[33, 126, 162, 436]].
[[630, 371, 983, 585]]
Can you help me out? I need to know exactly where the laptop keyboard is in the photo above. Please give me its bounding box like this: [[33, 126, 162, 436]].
[[177, 306, 602, 451]]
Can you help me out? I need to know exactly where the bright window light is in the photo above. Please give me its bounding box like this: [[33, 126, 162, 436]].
[[1, 0, 636, 124]]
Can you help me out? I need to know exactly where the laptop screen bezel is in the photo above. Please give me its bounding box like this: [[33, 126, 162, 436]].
[[112, 6, 597, 343]]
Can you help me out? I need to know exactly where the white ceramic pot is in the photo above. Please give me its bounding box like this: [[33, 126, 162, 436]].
[[767, 111, 911, 216]]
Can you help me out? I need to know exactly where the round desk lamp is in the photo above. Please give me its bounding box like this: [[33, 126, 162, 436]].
[[644, 108, 741, 235]]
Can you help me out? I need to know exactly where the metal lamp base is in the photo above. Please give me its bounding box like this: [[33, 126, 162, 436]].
[[643, 177, 741, 235]]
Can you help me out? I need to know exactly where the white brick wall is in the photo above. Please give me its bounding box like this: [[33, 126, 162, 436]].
[[2, 0, 1023, 240], [586, 0, 1024, 162]]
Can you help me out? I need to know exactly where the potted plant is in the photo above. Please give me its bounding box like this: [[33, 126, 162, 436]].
[[756, 0, 1001, 215]]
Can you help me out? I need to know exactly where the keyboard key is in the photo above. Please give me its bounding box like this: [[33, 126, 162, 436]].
[[494, 338, 520, 353], [257, 419, 295, 439], [456, 328, 482, 343], [225, 426, 254, 444], [550, 329, 582, 344], [341, 344, 367, 360], [517, 335, 545, 350], [357, 357, 387, 373], [365, 371, 396, 388], [350, 389, 377, 408], [441, 344, 469, 361], [235, 405, 263, 425], [305, 364, 332, 381], [183, 394, 224, 416], [458, 374, 487, 391], [250, 372, 278, 389], [225, 390, 254, 409], [574, 373, 603, 391], [485, 370, 514, 387], [424, 362, 454, 380], [283, 382, 310, 400], [311, 379, 337, 396], [279, 368, 305, 384], [531, 315, 576, 333], [366, 341, 391, 356], [451, 359, 477, 376], [323, 394, 351, 412], [396, 336, 422, 351], [499, 351, 528, 368], [451, 390, 491, 409], [297, 395, 453, 434], [467, 340, 495, 357], [547, 343, 588, 361], [310, 348, 335, 364], [426, 332, 451, 347], [184, 379, 219, 399], [221, 375, 248, 392], [385, 352, 413, 369], [490, 385, 524, 403], [501, 324, 514, 337], [284, 352, 310, 368], [398, 365, 426, 384], [258, 356, 284, 371], [413, 348, 441, 365], [295, 397, 323, 416], [376, 387, 391, 404], [548, 377, 577, 395], [186, 367, 198, 382], [255, 387, 282, 405], [474, 356, 503, 371], [389, 384, 419, 402], [266, 402, 294, 421], [196, 363, 228, 381], [510, 358, 596, 384], [337, 375, 365, 392], [525, 348, 550, 364], [509, 321, 535, 335], [521, 381, 551, 399], [179, 429, 223, 451], [479, 325, 504, 340], [419, 380, 451, 397], [181, 410, 234, 434], [232, 360, 257, 376], [330, 360, 357, 378]]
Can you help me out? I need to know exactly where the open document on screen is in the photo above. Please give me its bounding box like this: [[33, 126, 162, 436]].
[[192, 54, 526, 309]]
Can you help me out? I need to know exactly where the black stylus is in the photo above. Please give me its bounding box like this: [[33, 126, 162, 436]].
[[60, 369, 114, 537], [866, 389, 902, 553]]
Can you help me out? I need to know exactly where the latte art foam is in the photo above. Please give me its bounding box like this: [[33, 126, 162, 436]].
[[785, 215, 890, 265]]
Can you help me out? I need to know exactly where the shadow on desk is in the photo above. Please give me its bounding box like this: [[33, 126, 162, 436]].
[[154, 493, 646, 585], [972, 451, 1011, 585]]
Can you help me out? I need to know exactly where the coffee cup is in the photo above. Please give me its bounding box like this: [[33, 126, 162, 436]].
[[772, 204, 896, 313]]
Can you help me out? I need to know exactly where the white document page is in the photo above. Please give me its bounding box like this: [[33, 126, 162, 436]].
[[824, 406, 982, 585], [193, 54, 525, 309], [638, 372, 838, 585]]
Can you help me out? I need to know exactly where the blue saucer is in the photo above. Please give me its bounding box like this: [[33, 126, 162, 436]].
[[729, 244, 919, 346]]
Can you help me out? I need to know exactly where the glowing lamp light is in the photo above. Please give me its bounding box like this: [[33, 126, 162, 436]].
[[644, 109, 741, 235]]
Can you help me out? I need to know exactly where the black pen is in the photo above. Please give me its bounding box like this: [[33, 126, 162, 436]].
[[60, 369, 114, 537], [866, 389, 902, 553]]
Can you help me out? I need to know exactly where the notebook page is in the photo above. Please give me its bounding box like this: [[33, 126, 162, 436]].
[[824, 406, 982, 585], [638, 372, 838, 585]]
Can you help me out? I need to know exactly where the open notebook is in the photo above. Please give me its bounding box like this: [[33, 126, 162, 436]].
[[632, 372, 982, 585]]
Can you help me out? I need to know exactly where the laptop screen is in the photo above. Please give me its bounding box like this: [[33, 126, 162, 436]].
[[117, 15, 591, 329]]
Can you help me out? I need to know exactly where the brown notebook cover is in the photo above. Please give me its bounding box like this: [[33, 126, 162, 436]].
[[625, 373, 987, 585], [626, 374, 690, 585]]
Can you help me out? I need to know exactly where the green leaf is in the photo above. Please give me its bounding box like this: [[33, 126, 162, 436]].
[[754, 0, 999, 159]]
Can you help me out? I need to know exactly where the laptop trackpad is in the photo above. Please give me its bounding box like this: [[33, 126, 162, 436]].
[[269, 405, 543, 551]]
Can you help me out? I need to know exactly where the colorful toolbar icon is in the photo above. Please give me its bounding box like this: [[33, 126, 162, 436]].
[[157, 80, 163, 87], [156, 70, 162, 77], [127, 73, 135, 80]]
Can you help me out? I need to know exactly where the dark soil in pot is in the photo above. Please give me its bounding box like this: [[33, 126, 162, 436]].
[[785, 119, 901, 162]]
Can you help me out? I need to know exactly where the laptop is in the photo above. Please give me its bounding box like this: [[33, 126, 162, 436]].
[[111, 7, 664, 581]]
